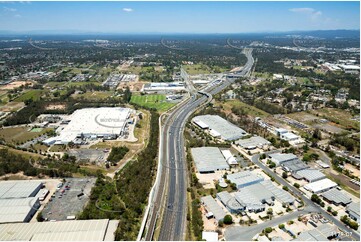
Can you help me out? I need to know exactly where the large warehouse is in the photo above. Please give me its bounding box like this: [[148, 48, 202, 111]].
[[43, 107, 132, 145], [227, 171, 264, 189], [296, 169, 326, 182], [201, 195, 227, 222], [191, 147, 229, 173], [0, 180, 43, 223], [304, 178, 337, 193], [269, 153, 299, 166], [192, 115, 248, 141], [0, 219, 119, 241]]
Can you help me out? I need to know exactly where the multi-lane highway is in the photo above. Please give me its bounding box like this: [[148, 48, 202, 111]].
[[140, 48, 254, 241]]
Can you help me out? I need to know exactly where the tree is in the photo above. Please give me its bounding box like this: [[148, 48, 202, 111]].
[[36, 212, 44, 222], [293, 183, 300, 188], [278, 224, 285, 229], [327, 206, 332, 212], [223, 215, 233, 225], [282, 172, 288, 179], [282, 186, 289, 191], [230, 183, 237, 190], [264, 227, 273, 234]]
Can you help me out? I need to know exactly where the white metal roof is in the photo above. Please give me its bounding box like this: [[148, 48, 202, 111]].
[[236, 136, 271, 148], [0, 219, 118, 241], [296, 169, 326, 182], [304, 178, 337, 193], [201, 195, 227, 221], [0, 180, 42, 199], [202, 231, 218, 241], [0, 197, 39, 223], [220, 150, 238, 165]]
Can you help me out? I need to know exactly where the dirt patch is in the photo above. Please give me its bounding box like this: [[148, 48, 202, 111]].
[[0, 101, 25, 112], [0, 81, 33, 90], [345, 163, 360, 178], [117, 82, 145, 92]]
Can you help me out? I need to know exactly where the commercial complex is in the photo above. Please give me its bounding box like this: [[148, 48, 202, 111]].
[[142, 82, 185, 92], [346, 202, 360, 223], [192, 115, 248, 141], [0, 219, 119, 241], [217, 191, 245, 213], [43, 107, 132, 145], [191, 147, 229, 173], [220, 149, 238, 165], [296, 169, 326, 183], [269, 153, 299, 166]]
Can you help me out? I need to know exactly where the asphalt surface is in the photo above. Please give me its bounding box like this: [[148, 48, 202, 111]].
[[142, 49, 254, 241]]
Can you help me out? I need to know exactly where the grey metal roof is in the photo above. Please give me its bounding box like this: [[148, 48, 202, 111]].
[[233, 189, 266, 211], [191, 147, 229, 173], [296, 169, 326, 182], [261, 180, 295, 204], [236, 136, 271, 148], [282, 159, 308, 172], [217, 191, 244, 211], [192, 115, 248, 141], [295, 230, 328, 241], [0, 180, 42, 199], [201, 195, 227, 221], [0, 197, 39, 224], [269, 153, 298, 165], [347, 202, 360, 218], [321, 189, 352, 205], [317, 224, 338, 238], [0, 219, 118, 241], [227, 171, 264, 188]]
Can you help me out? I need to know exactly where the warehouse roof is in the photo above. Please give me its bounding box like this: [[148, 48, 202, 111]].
[[201, 195, 227, 221], [191, 147, 229, 173], [296, 169, 326, 182], [192, 115, 248, 141], [295, 224, 337, 241], [227, 171, 264, 188], [0, 197, 39, 224], [220, 149, 238, 165], [269, 153, 298, 165], [0, 180, 42, 199], [321, 189, 352, 205], [304, 178, 337, 193], [347, 202, 360, 219], [261, 180, 295, 204], [236, 136, 271, 149], [217, 191, 244, 211], [282, 159, 308, 172], [0, 219, 118, 241], [234, 187, 267, 211]]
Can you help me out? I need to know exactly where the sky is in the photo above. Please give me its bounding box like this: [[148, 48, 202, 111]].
[[0, 1, 359, 34]]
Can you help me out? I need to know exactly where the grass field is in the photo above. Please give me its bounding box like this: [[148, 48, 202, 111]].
[[220, 99, 271, 118], [13, 90, 44, 102], [309, 108, 359, 131], [0, 127, 52, 144], [73, 91, 114, 101], [130, 94, 175, 112], [183, 64, 213, 75]]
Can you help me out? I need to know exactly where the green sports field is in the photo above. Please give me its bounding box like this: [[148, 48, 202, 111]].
[[130, 94, 175, 112]]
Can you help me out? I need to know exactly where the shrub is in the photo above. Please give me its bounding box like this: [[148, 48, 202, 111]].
[[223, 215, 233, 225]]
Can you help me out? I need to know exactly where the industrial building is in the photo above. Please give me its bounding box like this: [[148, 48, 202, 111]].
[[346, 202, 360, 223], [295, 224, 338, 241], [0, 180, 43, 224], [216, 191, 245, 213], [269, 153, 299, 166], [201, 195, 227, 222], [43, 107, 132, 145], [220, 149, 238, 165], [321, 189, 352, 206], [283, 159, 309, 173], [192, 115, 248, 141], [0, 219, 119, 241], [296, 169, 326, 182], [261, 180, 295, 206], [142, 82, 185, 92], [0, 197, 40, 224], [227, 171, 264, 189], [304, 178, 337, 193], [191, 147, 229, 173], [0, 180, 42, 199], [235, 136, 271, 150]]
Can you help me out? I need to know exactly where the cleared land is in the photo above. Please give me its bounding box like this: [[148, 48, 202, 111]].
[[13, 90, 44, 102], [0, 126, 52, 144], [130, 94, 175, 112], [309, 108, 359, 131], [71, 91, 114, 100], [220, 99, 271, 118], [183, 64, 212, 75]]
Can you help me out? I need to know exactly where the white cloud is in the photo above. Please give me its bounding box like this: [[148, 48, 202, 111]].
[[3, 7, 17, 12], [289, 7, 322, 20], [122, 8, 133, 12], [13, 14, 21, 18]]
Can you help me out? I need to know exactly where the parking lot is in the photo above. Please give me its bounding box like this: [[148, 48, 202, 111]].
[[41, 178, 96, 221], [68, 149, 109, 165]]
